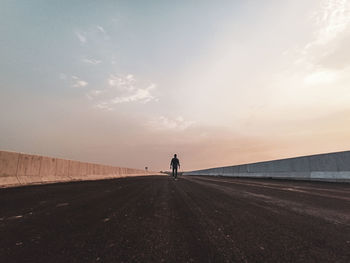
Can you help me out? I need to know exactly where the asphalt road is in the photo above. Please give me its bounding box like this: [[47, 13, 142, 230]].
[[0, 175, 349, 263]]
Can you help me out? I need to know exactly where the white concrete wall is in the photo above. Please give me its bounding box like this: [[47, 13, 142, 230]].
[[183, 151, 350, 182], [0, 150, 158, 187]]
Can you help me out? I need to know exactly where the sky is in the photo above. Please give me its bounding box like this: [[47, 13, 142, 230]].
[[1, 0, 350, 171]]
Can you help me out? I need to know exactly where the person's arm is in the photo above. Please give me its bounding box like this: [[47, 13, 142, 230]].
[[178, 160, 180, 169], [170, 159, 172, 169]]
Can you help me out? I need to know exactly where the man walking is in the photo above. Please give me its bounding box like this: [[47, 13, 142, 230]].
[[170, 154, 180, 179]]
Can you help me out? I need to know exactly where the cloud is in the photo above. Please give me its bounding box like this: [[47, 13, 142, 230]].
[[75, 25, 109, 45], [301, 0, 350, 65], [112, 84, 156, 104], [287, 0, 350, 83], [86, 90, 104, 100], [86, 74, 158, 110], [95, 25, 110, 40], [304, 70, 339, 85], [108, 74, 135, 89], [75, 32, 87, 44], [96, 25, 106, 33], [82, 58, 102, 65], [317, 34, 350, 69], [311, 0, 350, 46], [71, 76, 88, 88], [95, 102, 114, 111], [149, 116, 195, 131]]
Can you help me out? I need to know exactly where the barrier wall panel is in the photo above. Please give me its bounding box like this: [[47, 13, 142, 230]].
[[207, 168, 221, 176], [309, 154, 338, 171], [290, 157, 310, 172], [92, 164, 98, 175], [95, 164, 102, 175], [0, 151, 20, 186], [17, 154, 42, 184], [271, 159, 294, 172], [232, 166, 240, 173], [80, 162, 88, 178], [223, 166, 234, 175], [87, 163, 94, 175], [238, 165, 248, 173], [56, 159, 70, 181], [99, 165, 104, 175], [68, 160, 80, 180], [335, 151, 350, 171], [40, 157, 57, 182], [248, 161, 274, 173]]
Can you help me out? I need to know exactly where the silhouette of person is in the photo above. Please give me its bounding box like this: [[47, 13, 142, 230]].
[[170, 154, 180, 179]]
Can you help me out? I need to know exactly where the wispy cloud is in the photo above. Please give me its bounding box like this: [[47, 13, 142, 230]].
[[86, 89, 103, 101], [82, 58, 102, 65], [75, 25, 109, 45], [311, 0, 350, 46], [75, 32, 87, 44], [112, 84, 156, 104], [96, 25, 106, 34], [287, 0, 350, 86], [95, 25, 109, 40], [87, 74, 158, 110], [304, 69, 339, 85], [108, 74, 135, 89], [263, 1, 350, 121], [71, 76, 88, 88], [95, 102, 114, 111], [302, 0, 350, 61], [149, 116, 195, 131]]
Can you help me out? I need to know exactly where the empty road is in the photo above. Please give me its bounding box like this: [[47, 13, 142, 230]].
[[0, 175, 349, 262]]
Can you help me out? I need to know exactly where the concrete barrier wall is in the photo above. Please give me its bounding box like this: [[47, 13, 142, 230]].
[[0, 150, 158, 187], [183, 150, 350, 182], [0, 151, 20, 185]]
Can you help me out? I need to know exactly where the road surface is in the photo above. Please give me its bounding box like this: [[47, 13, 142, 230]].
[[0, 175, 349, 262]]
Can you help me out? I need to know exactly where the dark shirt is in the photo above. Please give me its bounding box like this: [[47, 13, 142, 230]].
[[171, 157, 180, 168]]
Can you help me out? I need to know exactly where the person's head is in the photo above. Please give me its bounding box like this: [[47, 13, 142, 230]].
[[174, 154, 177, 158]]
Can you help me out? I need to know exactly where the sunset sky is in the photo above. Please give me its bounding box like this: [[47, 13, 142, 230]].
[[1, 0, 350, 171]]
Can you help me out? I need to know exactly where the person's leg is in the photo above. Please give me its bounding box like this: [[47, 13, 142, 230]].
[[175, 167, 178, 179], [172, 167, 175, 178]]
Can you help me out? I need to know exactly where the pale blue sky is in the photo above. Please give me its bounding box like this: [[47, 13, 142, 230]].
[[1, 0, 350, 170]]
